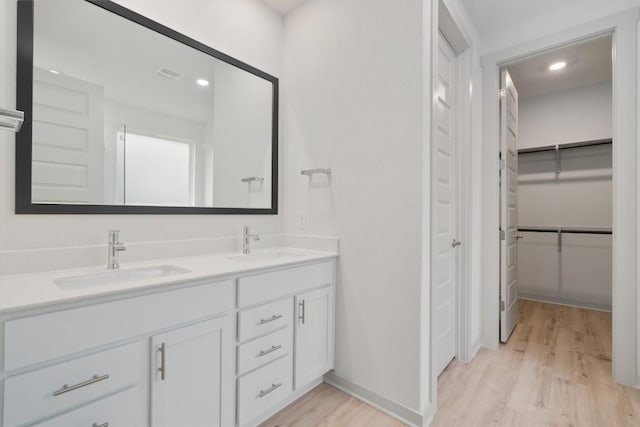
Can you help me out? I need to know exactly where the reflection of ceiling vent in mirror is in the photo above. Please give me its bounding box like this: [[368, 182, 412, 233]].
[[156, 67, 183, 80]]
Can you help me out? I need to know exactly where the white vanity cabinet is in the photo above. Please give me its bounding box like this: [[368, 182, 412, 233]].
[[1, 280, 234, 427], [236, 260, 335, 427], [151, 317, 227, 427], [0, 255, 336, 427], [294, 287, 334, 390]]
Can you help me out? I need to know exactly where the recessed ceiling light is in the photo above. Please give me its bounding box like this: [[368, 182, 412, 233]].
[[49, 69, 60, 74], [548, 61, 567, 71], [196, 79, 210, 87]]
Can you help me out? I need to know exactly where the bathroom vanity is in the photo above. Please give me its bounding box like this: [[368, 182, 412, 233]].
[[5, 1, 337, 424], [0, 249, 336, 426]]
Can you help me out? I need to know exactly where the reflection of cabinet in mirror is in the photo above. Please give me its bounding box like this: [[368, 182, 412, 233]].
[[16, 0, 278, 214]]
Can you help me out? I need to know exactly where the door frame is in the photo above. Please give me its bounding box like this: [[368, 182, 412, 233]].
[[424, 0, 476, 422], [438, 4, 474, 367], [481, 9, 639, 386]]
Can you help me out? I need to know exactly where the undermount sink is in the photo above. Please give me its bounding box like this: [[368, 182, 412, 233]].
[[54, 265, 190, 289], [228, 250, 305, 264]]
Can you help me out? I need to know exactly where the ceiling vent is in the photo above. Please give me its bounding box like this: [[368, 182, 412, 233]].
[[157, 67, 183, 80]]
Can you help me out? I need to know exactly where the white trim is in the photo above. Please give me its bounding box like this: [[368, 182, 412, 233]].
[[421, 0, 479, 424], [480, 9, 639, 385], [419, 0, 437, 423], [323, 373, 424, 427], [519, 295, 611, 313], [469, 337, 482, 361], [451, 22, 475, 366]]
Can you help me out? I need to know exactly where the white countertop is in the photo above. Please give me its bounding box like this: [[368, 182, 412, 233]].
[[0, 247, 337, 315]]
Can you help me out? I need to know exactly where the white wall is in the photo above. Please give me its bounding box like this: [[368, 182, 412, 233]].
[[282, 0, 425, 414], [478, 0, 640, 55], [0, 0, 284, 276], [519, 82, 612, 149]]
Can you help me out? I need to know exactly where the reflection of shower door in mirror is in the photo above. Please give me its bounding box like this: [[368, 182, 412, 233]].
[[31, 68, 104, 204], [119, 128, 195, 207], [114, 126, 126, 206]]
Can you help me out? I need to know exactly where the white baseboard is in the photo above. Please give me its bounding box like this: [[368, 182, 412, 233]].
[[323, 371, 424, 427], [519, 294, 611, 312], [469, 337, 482, 360]]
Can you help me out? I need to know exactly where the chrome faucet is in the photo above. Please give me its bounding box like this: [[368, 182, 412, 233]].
[[108, 230, 127, 269], [242, 226, 260, 254]]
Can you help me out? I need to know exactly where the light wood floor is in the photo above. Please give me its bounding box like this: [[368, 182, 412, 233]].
[[263, 300, 640, 427]]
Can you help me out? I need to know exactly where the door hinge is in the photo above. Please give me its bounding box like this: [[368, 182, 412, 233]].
[[500, 301, 506, 311], [500, 229, 505, 241], [500, 158, 506, 170], [499, 89, 506, 99]]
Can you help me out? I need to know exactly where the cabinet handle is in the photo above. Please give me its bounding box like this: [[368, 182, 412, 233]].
[[258, 345, 282, 357], [259, 314, 282, 325], [258, 382, 282, 398], [93, 423, 109, 427], [53, 374, 110, 396], [158, 342, 166, 381], [299, 300, 305, 324]]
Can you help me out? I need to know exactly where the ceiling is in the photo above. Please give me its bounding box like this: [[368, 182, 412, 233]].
[[260, 0, 307, 16], [505, 35, 612, 99], [461, 0, 579, 35]]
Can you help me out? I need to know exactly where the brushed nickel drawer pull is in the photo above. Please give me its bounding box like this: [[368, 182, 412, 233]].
[[53, 374, 110, 396], [299, 300, 305, 324], [258, 382, 282, 398], [259, 314, 282, 325], [158, 342, 166, 381], [93, 423, 109, 427], [258, 345, 282, 357]]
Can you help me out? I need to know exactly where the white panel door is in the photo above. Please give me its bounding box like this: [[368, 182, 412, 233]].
[[500, 69, 520, 342], [294, 286, 334, 390], [31, 67, 104, 204], [151, 318, 224, 427], [434, 32, 458, 376]]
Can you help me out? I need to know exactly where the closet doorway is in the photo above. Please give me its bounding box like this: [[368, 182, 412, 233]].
[[483, 9, 639, 386], [499, 35, 614, 343]]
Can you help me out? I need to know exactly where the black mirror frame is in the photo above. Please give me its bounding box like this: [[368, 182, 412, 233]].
[[15, 0, 278, 215]]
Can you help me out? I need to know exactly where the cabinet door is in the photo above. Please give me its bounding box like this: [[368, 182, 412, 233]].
[[151, 317, 227, 427], [294, 287, 334, 389]]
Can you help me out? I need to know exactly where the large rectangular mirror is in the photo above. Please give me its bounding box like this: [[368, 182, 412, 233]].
[[16, 0, 278, 214]]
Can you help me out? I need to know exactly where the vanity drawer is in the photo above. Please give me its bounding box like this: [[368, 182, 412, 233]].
[[31, 386, 145, 427], [237, 355, 292, 427], [237, 261, 333, 307], [3, 341, 146, 427], [4, 280, 233, 371], [238, 327, 291, 375], [238, 297, 292, 342]]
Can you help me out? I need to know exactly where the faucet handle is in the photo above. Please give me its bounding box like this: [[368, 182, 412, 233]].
[[108, 230, 125, 248]]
